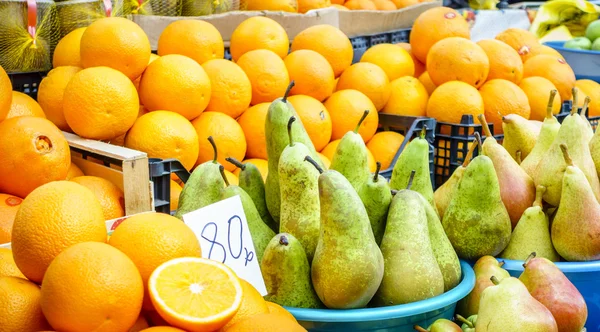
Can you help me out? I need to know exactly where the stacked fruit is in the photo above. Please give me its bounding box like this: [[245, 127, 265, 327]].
[[242, 0, 430, 12]]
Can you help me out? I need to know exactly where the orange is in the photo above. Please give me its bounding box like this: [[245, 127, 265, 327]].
[[140, 327, 186, 332], [383, 76, 429, 116], [125, 111, 200, 171], [66, 162, 84, 180], [331, 0, 343, 3], [157, 20, 224, 65], [573, 88, 590, 110], [170, 180, 182, 212], [410, 7, 470, 63], [0, 248, 25, 278], [70, 176, 125, 220], [324, 89, 378, 142], [224, 313, 306, 332], [238, 103, 270, 159], [495, 28, 539, 55], [519, 77, 561, 121], [40, 242, 143, 332], [426, 81, 484, 124], [427, 37, 490, 88], [148, 257, 243, 332], [108, 212, 202, 310], [246, 0, 298, 11], [0, 117, 71, 198], [133, 54, 161, 100], [140, 54, 212, 120], [233, 158, 269, 181], [0, 66, 11, 122], [477, 39, 523, 84], [53, 27, 85, 68], [523, 55, 576, 101], [396, 43, 425, 77], [202, 59, 252, 119], [237, 49, 290, 105], [291, 25, 353, 77], [418, 71, 437, 95], [11, 181, 106, 283], [266, 301, 297, 322], [224, 170, 239, 185], [144, 309, 171, 327], [344, 0, 377, 9], [221, 279, 270, 330], [63, 67, 139, 140], [37, 66, 81, 131], [288, 95, 333, 151], [331, 4, 349, 9], [321, 139, 377, 172], [373, 0, 397, 9], [192, 112, 247, 171], [80, 17, 150, 80], [519, 44, 563, 63], [298, 0, 331, 12], [6, 91, 45, 119], [366, 131, 405, 170], [285, 50, 335, 102], [317, 152, 331, 169], [392, 0, 419, 7], [575, 79, 600, 116], [336, 62, 391, 110], [360, 43, 414, 80], [479, 79, 531, 134], [230, 17, 289, 61], [129, 315, 150, 332], [0, 194, 21, 244], [0, 276, 51, 331]]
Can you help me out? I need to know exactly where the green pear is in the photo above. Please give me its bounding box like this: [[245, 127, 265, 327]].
[[573, 88, 594, 141], [265, 81, 323, 226], [226, 157, 276, 232], [414, 319, 462, 332], [521, 90, 561, 178], [441, 155, 512, 260], [588, 98, 600, 177], [499, 186, 560, 261], [359, 162, 392, 245], [330, 110, 370, 192], [455, 315, 476, 332], [220, 166, 275, 262], [306, 156, 384, 309], [372, 175, 444, 306], [477, 277, 558, 332], [261, 233, 323, 308], [175, 136, 224, 219], [278, 117, 320, 262], [390, 127, 435, 209], [552, 144, 600, 261], [502, 113, 541, 162]]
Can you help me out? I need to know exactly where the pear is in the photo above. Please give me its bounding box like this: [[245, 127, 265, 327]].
[[261, 233, 323, 308], [499, 186, 560, 261], [552, 144, 600, 261], [359, 162, 392, 245], [220, 166, 275, 262], [372, 173, 444, 306], [330, 110, 371, 192], [521, 90, 561, 178], [477, 276, 558, 332], [265, 81, 323, 225], [434, 135, 479, 220], [573, 88, 593, 141], [588, 98, 600, 176], [278, 117, 320, 262], [175, 136, 224, 219], [479, 114, 536, 228], [226, 157, 276, 232], [502, 113, 541, 162], [519, 253, 588, 332], [456, 256, 510, 318], [414, 319, 462, 332], [390, 127, 435, 209], [455, 315, 476, 332], [306, 156, 384, 309], [441, 154, 512, 260], [534, 98, 600, 207]]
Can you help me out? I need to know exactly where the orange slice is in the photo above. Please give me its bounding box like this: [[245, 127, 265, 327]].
[[148, 257, 243, 332]]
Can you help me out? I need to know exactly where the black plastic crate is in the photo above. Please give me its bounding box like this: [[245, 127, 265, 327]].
[[8, 71, 46, 100], [148, 158, 190, 215], [350, 28, 411, 64], [377, 114, 436, 187]]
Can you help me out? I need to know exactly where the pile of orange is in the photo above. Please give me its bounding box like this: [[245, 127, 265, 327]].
[[242, 0, 427, 12]]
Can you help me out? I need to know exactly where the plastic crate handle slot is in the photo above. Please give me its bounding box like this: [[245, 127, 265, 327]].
[[103, 0, 112, 17], [26, 0, 37, 45]]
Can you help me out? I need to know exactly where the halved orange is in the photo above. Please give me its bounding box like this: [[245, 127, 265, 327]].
[[148, 257, 243, 332]]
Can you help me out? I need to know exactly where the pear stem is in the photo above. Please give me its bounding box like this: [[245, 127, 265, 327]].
[[455, 315, 473, 328], [546, 90, 558, 119], [304, 155, 324, 174], [490, 275, 500, 285], [283, 81, 295, 103], [419, 125, 427, 139], [391, 189, 398, 196], [219, 165, 230, 187], [354, 110, 370, 134], [534, 185, 545, 208], [582, 96, 591, 117], [498, 260, 505, 267], [208, 136, 218, 164], [523, 252, 537, 268], [560, 144, 574, 166], [406, 170, 416, 190], [462, 138, 478, 167], [373, 162, 381, 182], [226, 157, 245, 171], [474, 132, 483, 154], [413, 326, 428, 332], [279, 235, 289, 246], [287, 116, 296, 147], [516, 150, 522, 165], [572, 87, 578, 115], [477, 114, 494, 139]]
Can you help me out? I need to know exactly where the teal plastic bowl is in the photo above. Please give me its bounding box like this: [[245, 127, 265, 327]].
[[286, 261, 475, 332], [544, 41, 600, 83], [500, 258, 600, 330]]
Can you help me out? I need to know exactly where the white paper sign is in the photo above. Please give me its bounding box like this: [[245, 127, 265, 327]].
[[183, 195, 268, 296]]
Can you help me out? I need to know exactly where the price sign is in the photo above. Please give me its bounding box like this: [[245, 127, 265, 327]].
[[183, 195, 268, 296]]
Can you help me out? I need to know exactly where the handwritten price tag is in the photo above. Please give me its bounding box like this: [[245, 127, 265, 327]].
[[183, 195, 268, 296]]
